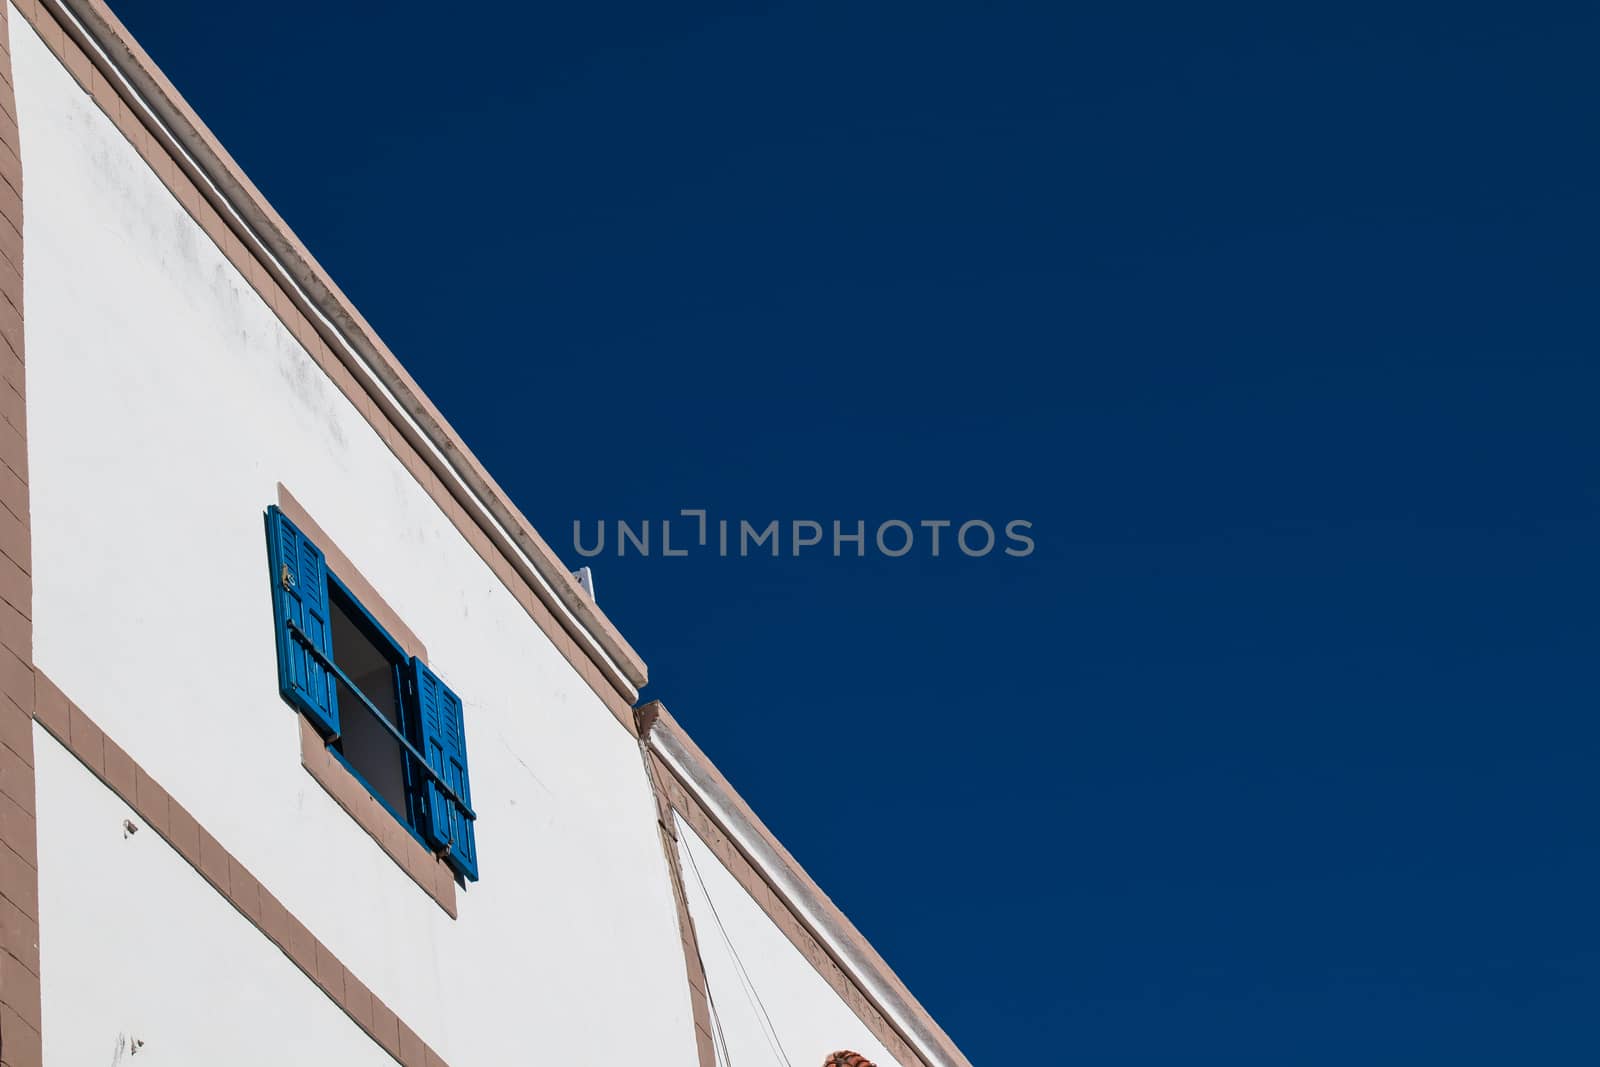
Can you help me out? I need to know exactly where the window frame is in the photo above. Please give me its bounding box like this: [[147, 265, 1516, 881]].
[[266, 495, 480, 886]]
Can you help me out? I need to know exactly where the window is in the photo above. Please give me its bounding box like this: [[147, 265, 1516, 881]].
[[327, 583, 411, 822], [265, 505, 479, 881]]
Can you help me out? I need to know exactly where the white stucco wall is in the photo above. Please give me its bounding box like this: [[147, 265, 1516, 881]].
[[676, 816, 908, 1067], [34, 732, 400, 1067], [12, 11, 697, 1066]]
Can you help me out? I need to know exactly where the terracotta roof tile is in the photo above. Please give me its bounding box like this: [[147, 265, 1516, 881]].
[[824, 1053, 877, 1067]]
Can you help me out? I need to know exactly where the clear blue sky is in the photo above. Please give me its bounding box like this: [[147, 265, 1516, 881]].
[[111, 2, 1596, 1062]]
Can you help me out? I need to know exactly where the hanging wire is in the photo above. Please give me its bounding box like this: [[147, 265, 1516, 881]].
[[710, 982, 736, 1067], [679, 818, 796, 1067]]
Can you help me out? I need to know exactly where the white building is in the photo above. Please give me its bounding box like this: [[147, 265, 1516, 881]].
[[0, 2, 972, 1066]]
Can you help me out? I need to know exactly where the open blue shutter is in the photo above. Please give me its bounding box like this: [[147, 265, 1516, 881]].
[[409, 658, 478, 881], [265, 507, 340, 739]]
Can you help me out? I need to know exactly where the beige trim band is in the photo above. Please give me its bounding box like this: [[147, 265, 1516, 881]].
[[0, 4, 40, 1063], [640, 743, 720, 1067], [32, 670, 453, 1067]]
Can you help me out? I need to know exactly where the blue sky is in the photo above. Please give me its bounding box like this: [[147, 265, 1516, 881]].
[[112, 2, 1598, 1062]]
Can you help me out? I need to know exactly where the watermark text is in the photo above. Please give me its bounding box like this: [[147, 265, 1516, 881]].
[[573, 511, 1034, 559]]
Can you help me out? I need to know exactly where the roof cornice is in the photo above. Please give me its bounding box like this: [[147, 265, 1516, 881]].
[[639, 702, 973, 1067], [39, 0, 647, 702]]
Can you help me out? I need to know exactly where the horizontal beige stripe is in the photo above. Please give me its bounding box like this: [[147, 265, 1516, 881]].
[[32, 669, 453, 1067]]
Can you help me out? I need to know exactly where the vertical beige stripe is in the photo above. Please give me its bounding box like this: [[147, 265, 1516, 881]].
[[0, 5, 39, 1064]]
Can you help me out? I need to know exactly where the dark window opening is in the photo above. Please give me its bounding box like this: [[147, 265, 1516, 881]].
[[328, 582, 413, 825]]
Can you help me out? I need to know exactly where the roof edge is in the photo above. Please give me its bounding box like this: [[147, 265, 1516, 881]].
[[638, 701, 973, 1067], [40, 0, 648, 699]]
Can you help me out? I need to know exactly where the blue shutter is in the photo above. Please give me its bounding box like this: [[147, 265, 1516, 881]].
[[265, 507, 340, 739], [409, 658, 478, 881]]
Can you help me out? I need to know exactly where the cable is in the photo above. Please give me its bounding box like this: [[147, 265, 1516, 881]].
[[709, 984, 736, 1067], [679, 817, 795, 1067]]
